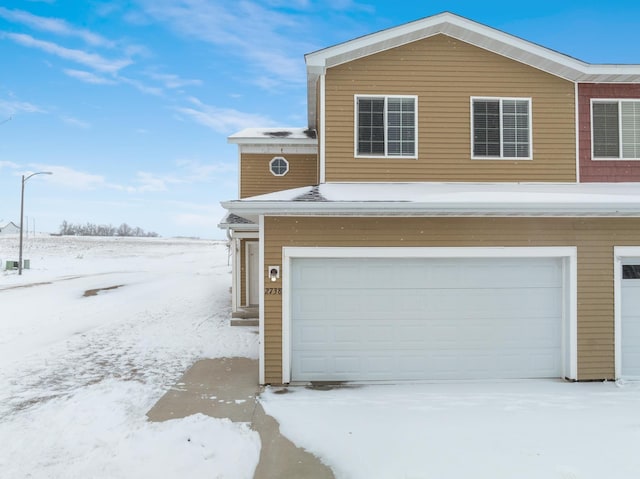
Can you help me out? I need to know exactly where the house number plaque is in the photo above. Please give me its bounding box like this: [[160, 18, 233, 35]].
[[265, 288, 282, 295]]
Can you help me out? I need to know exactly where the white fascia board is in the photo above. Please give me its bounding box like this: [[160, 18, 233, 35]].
[[217, 221, 257, 232], [304, 12, 640, 82], [228, 137, 317, 146], [221, 200, 640, 219], [305, 13, 585, 71], [230, 231, 259, 239]]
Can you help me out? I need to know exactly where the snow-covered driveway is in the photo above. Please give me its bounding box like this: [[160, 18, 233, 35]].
[[261, 375, 640, 478]]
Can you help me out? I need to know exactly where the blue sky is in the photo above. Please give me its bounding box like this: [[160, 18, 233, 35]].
[[1, 0, 639, 238]]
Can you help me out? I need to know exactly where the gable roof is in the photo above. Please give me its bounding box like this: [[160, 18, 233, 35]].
[[304, 11, 640, 128]]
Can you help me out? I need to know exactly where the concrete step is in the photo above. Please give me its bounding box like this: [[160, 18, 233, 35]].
[[231, 318, 259, 327], [232, 308, 258, 319]]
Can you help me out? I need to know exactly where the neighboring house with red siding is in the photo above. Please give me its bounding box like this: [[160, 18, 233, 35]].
[[579, 83, 640, 182], [220, 12, 640, 386]]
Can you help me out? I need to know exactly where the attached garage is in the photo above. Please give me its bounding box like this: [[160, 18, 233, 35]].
[[283, 247, 576, 383]]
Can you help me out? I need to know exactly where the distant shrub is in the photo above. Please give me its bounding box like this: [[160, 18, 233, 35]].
[[59, 220, 159, 237]]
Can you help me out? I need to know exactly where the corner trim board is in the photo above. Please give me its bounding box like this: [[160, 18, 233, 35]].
[[258, 215, 265, 385]]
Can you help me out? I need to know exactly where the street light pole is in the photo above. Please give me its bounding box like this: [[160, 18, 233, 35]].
[[19, 171, 52, 275]]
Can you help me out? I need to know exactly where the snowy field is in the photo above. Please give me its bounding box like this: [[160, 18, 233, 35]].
[[0, 234, 260, 478], [3, 235, 640, 479]]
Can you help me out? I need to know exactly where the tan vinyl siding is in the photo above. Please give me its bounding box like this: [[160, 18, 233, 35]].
[[261, 216, 640, 384], [240, 153, 318, 198], [324, 34, 576, 182]]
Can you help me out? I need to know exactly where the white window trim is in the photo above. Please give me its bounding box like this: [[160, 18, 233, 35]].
[[269, 156, 289, 176], [613, 247, 640, 380], [258, 215, 265, 385], [591, 99, 640, 161], [281, 246, 577, 384], [470, 96, 533, 161], [354, 94, 418, 159]]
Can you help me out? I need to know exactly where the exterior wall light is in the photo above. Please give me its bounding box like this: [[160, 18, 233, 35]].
[[268, 266, 280, 282]]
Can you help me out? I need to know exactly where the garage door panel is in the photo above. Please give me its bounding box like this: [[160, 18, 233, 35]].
[[291, 257, 563, 381], [294, 288, 561, 322], [622, 274, 640, 377]]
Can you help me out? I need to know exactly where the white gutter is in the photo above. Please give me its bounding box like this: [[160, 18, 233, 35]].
[[221, 199, 640, 220]]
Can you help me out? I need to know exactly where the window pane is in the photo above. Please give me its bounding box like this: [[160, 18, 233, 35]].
[[623, 265, 640, 279], [502, 99, 529, 158], [473, 100, 500, 157], [387, 97, 415, 157], [621, 101, 640, 159], [593, 102, 620, 158], [388, 142, 400, 154], [358, 98, 385, 155]]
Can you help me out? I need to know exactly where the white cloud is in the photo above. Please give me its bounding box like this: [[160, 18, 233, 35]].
[[175, 158, 236, 181], [175, 96, 276, 134], [0, 160, 19, 170], [172, 212, 220, 229], [116, 75, 164, 96], [3, 33, 132, 73], [135, 0, 309, 89], [0, 7, 115, 47], [147, 72, 202, 89], [126, 171, 183, 193], [31, 165, 106, 190], [63, 69, 117, 85], [61, 116, 91, 129], [0, 98, 46, 115]]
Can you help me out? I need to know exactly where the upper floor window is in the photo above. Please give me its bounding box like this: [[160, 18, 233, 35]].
[[592, 100, 640, 160], [472, 97, 532, 159], [269, 156, 289, 176], [355, 95, 417, 158]]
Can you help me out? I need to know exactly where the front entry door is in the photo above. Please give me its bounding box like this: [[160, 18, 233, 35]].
[[247, 242, 259, 306]]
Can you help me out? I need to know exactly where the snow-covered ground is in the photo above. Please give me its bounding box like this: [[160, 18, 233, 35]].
[[4, 235, 640, 479], [261, 380, 640, 479], [0, 234, 260, 478]]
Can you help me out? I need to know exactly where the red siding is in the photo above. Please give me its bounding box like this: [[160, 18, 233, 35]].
[[579, 83, 640, 182]]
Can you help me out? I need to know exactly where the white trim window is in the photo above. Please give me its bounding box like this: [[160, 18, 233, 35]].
[[592, 100, 640, 160], [355, 95, 417, 158], [472, 97, 532, 159], [269, 156, 289, 176]]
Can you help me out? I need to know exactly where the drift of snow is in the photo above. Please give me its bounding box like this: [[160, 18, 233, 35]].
[[0, 235, 260, 478]]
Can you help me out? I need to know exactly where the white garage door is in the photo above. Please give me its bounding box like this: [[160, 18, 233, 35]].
[[622, 262, 640, 378], [291, 257, 563, 381]]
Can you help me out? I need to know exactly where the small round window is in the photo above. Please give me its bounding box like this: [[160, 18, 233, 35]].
[[269, 156, 289, 176]]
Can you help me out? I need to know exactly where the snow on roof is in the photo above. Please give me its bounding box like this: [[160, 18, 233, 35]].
[[228, 127, 317, 144], [221, 182, 640, 222], [217, 213, 256, 231]]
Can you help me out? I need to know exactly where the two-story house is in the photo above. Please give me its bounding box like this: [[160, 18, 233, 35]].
[[220, 12, 640, 386]]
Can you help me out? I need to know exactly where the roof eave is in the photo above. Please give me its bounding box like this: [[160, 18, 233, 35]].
[[222, 200, 640, 222], [305, 12, 640, 87], [227, 136, 318, 146]]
